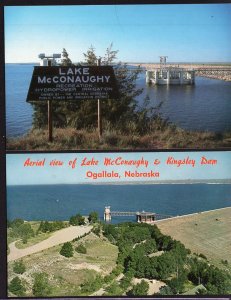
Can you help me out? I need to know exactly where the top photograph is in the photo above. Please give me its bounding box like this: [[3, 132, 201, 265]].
[[4, 3, 231, 151]]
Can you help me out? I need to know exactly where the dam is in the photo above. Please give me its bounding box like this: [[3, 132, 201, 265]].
[[146, 67, 195, 85], [144, 56, 231, 85], [103, 206, 173, 223], [146, 56, 195, 85]]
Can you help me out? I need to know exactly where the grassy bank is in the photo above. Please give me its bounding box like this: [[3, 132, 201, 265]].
[[156, 207, 231, 270], [7, 126, 231, 150]]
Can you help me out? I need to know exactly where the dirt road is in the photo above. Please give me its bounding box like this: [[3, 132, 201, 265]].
[[8, 225, 92, 262]]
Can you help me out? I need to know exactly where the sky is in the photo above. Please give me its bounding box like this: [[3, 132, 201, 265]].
[[4, 3, 231, 63], [6, 151, 231, 185]]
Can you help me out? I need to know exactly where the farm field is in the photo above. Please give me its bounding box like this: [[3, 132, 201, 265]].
[[156, 207, 231, 268]]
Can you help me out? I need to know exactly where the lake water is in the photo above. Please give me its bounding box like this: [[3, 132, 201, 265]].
[[7, 184, 231, 222], [5, 64, 231, 137]]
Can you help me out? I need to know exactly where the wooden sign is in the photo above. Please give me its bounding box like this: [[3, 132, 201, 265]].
[[27, 66, 119, 102]]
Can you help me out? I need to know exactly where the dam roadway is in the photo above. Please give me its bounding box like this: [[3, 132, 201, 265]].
[[156, 207, 231, 265]]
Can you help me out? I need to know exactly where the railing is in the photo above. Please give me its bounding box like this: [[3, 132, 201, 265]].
[[109, 211, 174, 219], [110, 211, 137, 216]]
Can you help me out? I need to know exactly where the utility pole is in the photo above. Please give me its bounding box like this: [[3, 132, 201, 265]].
[[48, 100, 53, 142], [38, 53, 61, 142]]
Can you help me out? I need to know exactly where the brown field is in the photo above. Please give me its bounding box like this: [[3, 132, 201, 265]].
[[156, 207, 231, 267]]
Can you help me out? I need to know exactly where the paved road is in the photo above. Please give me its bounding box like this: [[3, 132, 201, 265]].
[[8, 225, 92, 262]]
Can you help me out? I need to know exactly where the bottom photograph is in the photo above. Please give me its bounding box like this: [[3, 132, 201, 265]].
[[6, 152, 231, 297]]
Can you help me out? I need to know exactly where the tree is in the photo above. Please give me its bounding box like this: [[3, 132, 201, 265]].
[[81, 275, 103, 293], [37, 220, 66, 233], [60, 242, 74, 257], [69, 213, 85, 226], [105, 281, 122, 295], [102, 43, 118, 65], [31, 45, 143, 131], [32, 272, 51, 296], [8, 276, 25, 296], [13, 260, 26, 274], [75, 244, 87, 254], [61, 48, 73, 66], [8, 218, 24, 229], [129, 280, 149, 296], [17, 223, 34, 242], [157, 285, 173, 295], [88, 211, 98, 223], [120, 272, 133, 290], [83, 45, 98, 65], [168, 274, 187, 294]]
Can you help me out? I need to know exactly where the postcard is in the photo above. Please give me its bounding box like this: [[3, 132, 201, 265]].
[[1, 1, 231, 299], [4, 2, 231, 151]]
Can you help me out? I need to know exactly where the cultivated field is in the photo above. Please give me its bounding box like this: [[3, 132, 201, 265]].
[[156, 207, 231, 267]]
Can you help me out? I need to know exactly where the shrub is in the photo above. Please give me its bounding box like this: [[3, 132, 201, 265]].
[[199, 253, 207, 260], [129, 280, 149, 296], [75, 244, 87, 254], [13, 260, 26, 274], [8, 276, 25, 296], [88, 211, 99, 223], [60, 242, 74, 257], [32, 272, 51, 297], [69, 214, 85, 226]]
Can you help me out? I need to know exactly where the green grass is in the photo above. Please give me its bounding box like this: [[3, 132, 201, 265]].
[[157, 207, 231, 269], [15, 231, 53, 249], [8, 233, 118, 297]]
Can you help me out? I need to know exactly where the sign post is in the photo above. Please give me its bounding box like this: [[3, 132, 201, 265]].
[[48, 99, 53, 142], [27, 65, 119, 142], [97, 58, 102, 138]]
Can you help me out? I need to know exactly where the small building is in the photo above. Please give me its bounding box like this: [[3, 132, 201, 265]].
[[136, 211, 156, 224], [146, 67, 195, 85], [104, 206, 111, 222], [38, 53, 61, 66]]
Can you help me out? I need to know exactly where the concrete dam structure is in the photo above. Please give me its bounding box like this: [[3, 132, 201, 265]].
[[146, 55, 195, 85], [104, 206, 173, 223], [144, 56, 231, 85], [146, 67, 195, 85]]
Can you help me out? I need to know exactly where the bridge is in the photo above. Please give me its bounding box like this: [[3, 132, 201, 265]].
[[104, 206, 173, 223]]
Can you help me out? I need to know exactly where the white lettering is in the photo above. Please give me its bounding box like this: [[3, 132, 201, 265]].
[[60, 76, 67, 83], [83, 68, 89, 75], [53, 76, 59, 83], [38, 76, 47, 84], [97, 76, 104, 82], [105, 76, 110, 83], [59, 68, 66, 75]]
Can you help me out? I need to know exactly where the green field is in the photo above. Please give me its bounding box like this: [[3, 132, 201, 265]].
[[156, 207, 231, 268]]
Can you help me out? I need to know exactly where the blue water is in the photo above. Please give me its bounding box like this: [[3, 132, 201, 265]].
[[7, 184, 231, 221], [5, 64, 231, 137], [5, 64, 36, 137]]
